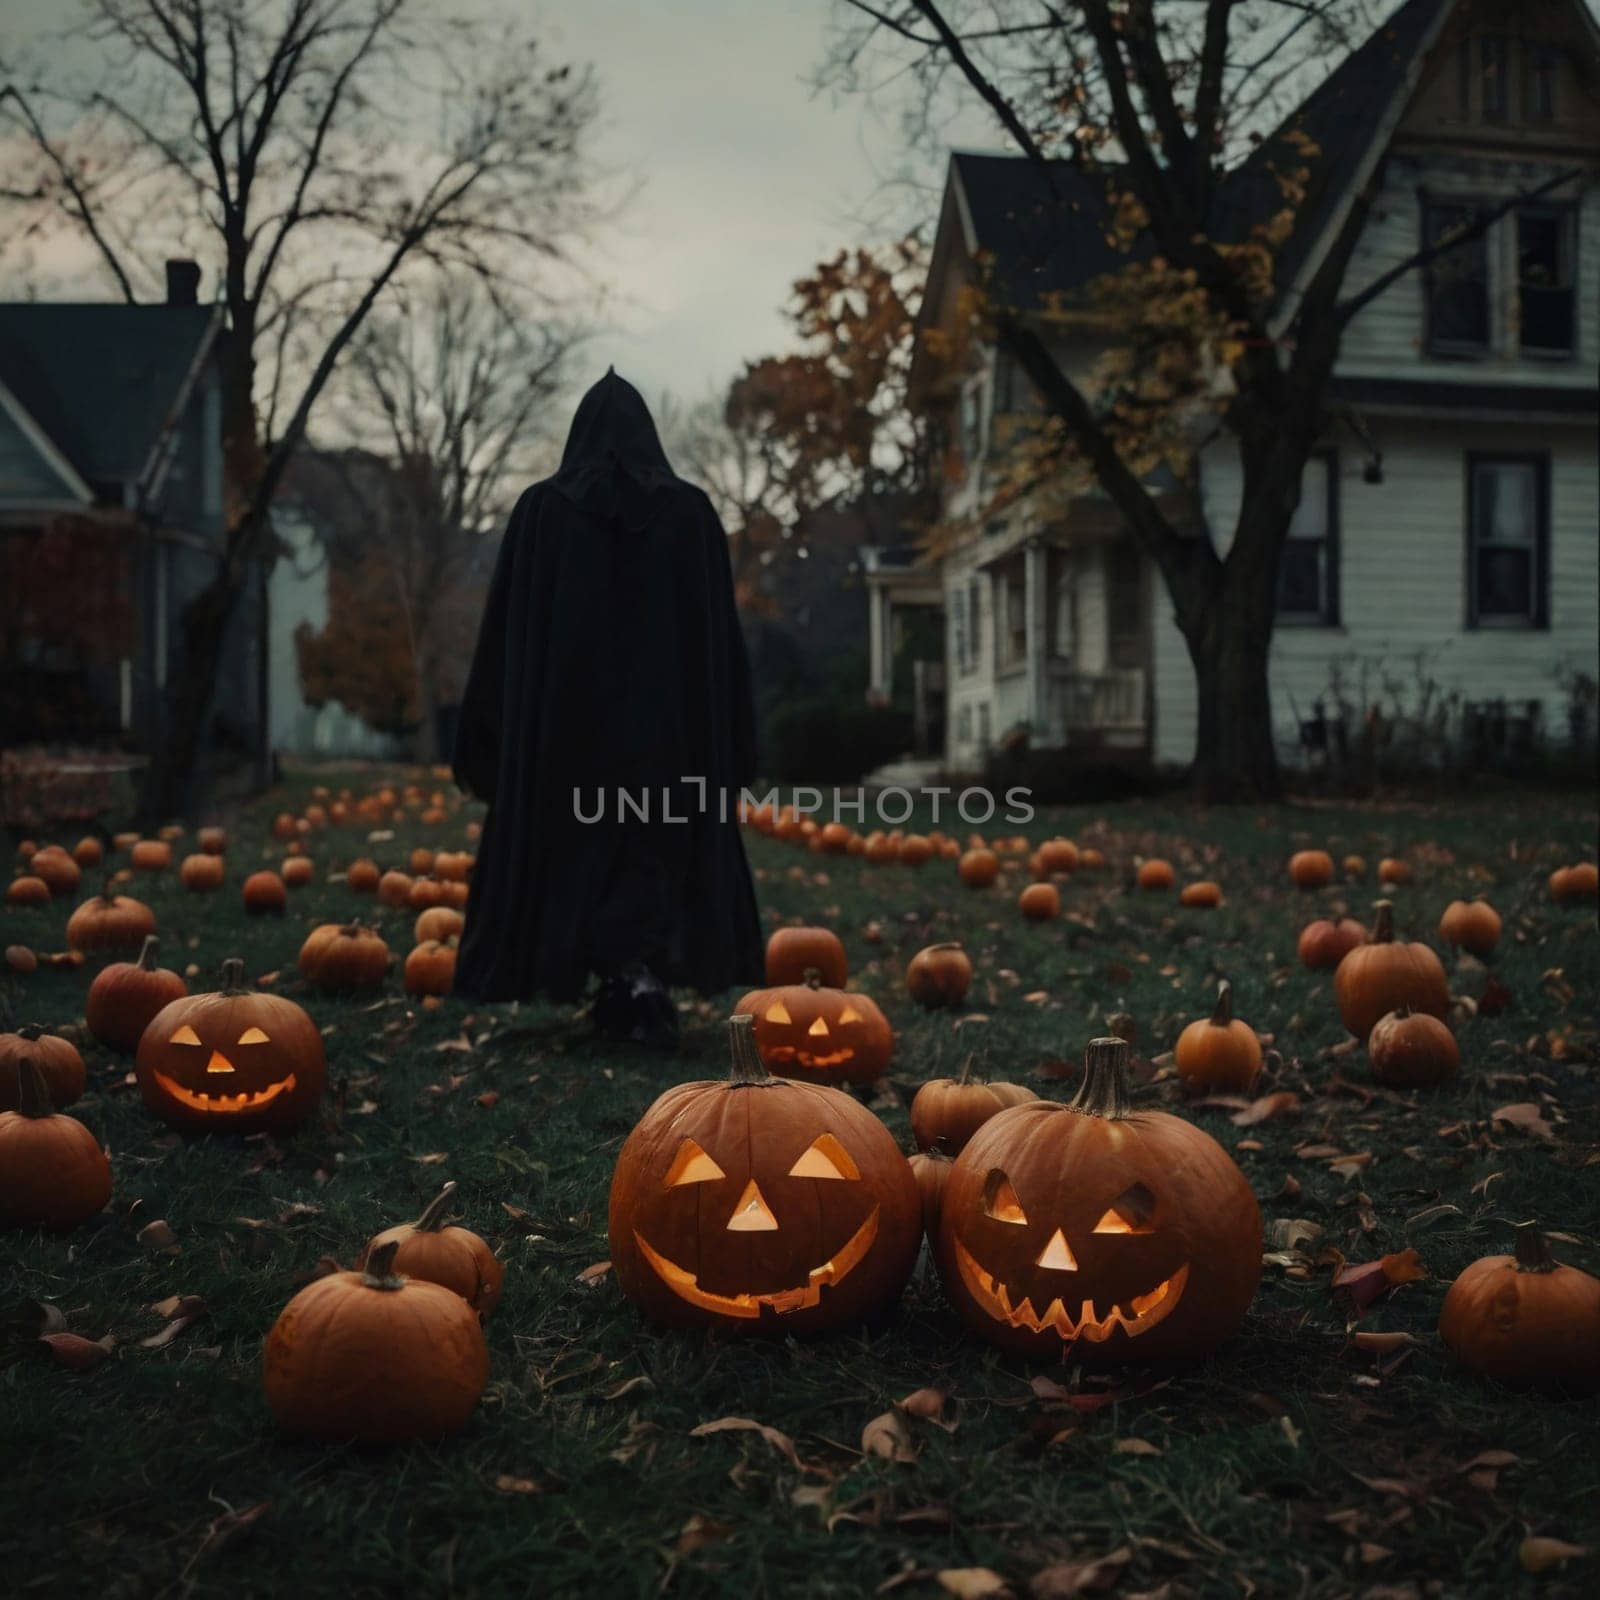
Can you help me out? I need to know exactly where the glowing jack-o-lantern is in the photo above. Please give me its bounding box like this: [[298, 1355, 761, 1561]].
[[135, 958, 326, 1134], [608, 1015, 921, 1334], [935, 1037, 1261, 1365], [732, 970, 893, 1086]]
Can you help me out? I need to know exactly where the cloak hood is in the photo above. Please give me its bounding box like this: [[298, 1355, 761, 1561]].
[[549, 368, 678, 530]]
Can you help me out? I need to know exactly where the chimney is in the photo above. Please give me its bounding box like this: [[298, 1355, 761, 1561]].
[[165, 259, 201, 307]]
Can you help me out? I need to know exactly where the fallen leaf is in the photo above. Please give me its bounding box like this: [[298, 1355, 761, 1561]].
[[674, 1513, 734, 1557], [1350, 1331, 1417, 1354], [137, 1218, 179, 1252], [861, 1409, 917, 1463], [10, 1300, 67, 1337], [1112, 1437, 1162, 1456], [690, 1416, 806, 1472], [1268, 1218, 1323, 1251], [1333, 1249, 1425, 1313], [575, 1260, 611, 1284], [410, 1152, 450, 1165], [493, 1474, 543, 1495], [1029, 1546, 1131, 1597], [1231, 1092, 1300, 1127], [140, 1295, 207, 1349], [897, 1387, 950, 1421], [475, 1090, 501, 1109], [1519, 1536, 1590, 1574], [598, 1374, 653, 1401], [1491, 1102, 1555, 1141], [939, 1570, 1012, 1599], [39, 1331, 115, 1370]]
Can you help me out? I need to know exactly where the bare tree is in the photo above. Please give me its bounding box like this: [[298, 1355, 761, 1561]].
[[1, 0, 604, 817], [821, 0, 1582, 799]]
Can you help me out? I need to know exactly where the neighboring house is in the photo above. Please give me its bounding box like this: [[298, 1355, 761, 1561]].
[[875, 0, 1600, 776], [0, 261, 271, 801]]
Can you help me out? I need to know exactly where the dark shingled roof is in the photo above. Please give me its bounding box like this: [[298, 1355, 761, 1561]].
[[948, 0, 1449, 310], [0, 303, 218, 495]]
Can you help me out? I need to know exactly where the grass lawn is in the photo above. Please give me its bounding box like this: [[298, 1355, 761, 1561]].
[[3, 773, 1597, 1600]]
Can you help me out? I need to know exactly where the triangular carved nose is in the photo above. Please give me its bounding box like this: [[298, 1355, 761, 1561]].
[[1035, 1227, 1078, 1270], [205, 1051, 236, 1075], [726, 1179, 779, 1232]]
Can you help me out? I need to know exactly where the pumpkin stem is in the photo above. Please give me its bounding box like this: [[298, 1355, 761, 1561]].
[[219, 957, 247, 993], [1369, 899, 1396, 945], [360, 1238, 407, 1290], [1070, 1037, 1135, 1120], [802, 966, 824, 990], [100, 877, 118, 905], [1209, 980, 1234, 1027], [15, 1057, 53, 1119], [727, 1014, 773, 1087], [15, 1023, 43, 1042], [135, 934, 160, 972], [1512, 1221, 1558, 1274], [956, 1053, 975, 1087], [414, 1181, 459, 1233]]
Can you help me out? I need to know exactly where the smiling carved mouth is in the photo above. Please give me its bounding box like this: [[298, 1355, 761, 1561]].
[[634, 1205, 881, 1318], [151, 1070, 296, 1114], [954, 1236, 1189, 1342]]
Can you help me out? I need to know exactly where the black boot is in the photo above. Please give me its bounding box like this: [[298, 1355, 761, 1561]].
[[593, 961, 679, 1052]]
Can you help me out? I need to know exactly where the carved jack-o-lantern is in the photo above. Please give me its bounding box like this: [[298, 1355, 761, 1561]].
[[608, 1016, 921, 1334], [135, 958, 326, 1133], [935, 1037, 1261, 1365], [732, 970, 892, 1085]]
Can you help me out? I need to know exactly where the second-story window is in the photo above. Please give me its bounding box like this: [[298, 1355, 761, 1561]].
[[1423, 200, 1490, 355], [1517, 207, 1575, 355], [1479, 35, 1509, 121], [1525, 44, 1558, 122], [1276, 452, 1340, 625]]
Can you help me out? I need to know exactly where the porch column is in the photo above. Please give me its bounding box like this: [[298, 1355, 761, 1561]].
[[868, 582, 892, 698], [1024, 538, 1048, 741]]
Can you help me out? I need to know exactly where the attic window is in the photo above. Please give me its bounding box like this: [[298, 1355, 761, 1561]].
[[1422, 200, 1489, 354], [1525, 45, 1558, 122], [1479, 35, 1509, 121]]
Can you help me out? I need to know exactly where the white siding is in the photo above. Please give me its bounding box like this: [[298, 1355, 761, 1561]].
[[1153, 419, 1600, 767]]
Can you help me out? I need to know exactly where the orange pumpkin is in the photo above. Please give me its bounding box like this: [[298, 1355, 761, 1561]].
[[0, 1058, 112, 1229], [5, 945, 38, 975], [607, 1015, 921, 1334], [1135, 859, 1174, 892], [909, 1148, 954, 1235], [0, 1026, 86, 1110], [1033, 838, 1079, 877], [905, 942, 973, 1009], [897, 834, 934, 867], [408, 847, 436, 875], [1018, 882, 1060, 921], [130, 839, 172, 872], [1297, 916, 1367, 971], [358, 1182, 503, 1317], [434, 851, 474, 882], [378, 869, 414, 907], [1078, 847, 1105, 870], [280, 856, 313, 888], [1174, 980, 1262, 1095], [1179, 880, 1223, 908], [1333, 901, 1449, 1040], [910, 1058, 1037, 1155], [299, 920, 390, 992], [1288, 850, 1335, 889], [1366, 1006, 1459, 1087], [1438, 899, 1501, 958], [6, 875, 50, 907], [241, 870, 287, 915], [345, 858, 381, 893], [1439, 1224, 1600, 1394], [263, 1240, 489, 1441], [408, 876, 450, 910], [66, 885, 156, 953], [415, 907, 465, 944], [28, 846, 81, 897], [817, 822, 853, 855], [765, 927, 848, 989], [403, 939, 456, 997], [1548, 862, 1598, 905], [179, 852, 225, 892], [72, 836, 104, 868], [1377, 856, 1412, 886], [85, 935, 188, 1053], [733, 971, 893, 1086], [959, 847, 1000, 888], [197, 826, 227, 855], [1342, 854, 1367, 879]]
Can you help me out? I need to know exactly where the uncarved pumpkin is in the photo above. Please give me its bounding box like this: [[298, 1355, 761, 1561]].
[[1136, 859, 1174, 892], [1377, 856, 1412, 886], [403, 939, 456, 997], [358, 1182, 504, 1317], [345, 858, 381, 893], [281, 856, 314, 888], [909, 1057, 1037, 1155], [1438, 899, 1501, 958], [72, 836, 104, 868], [1288, 850, 1335, 888], [934, 1037, 1261, 1365], [765, 926, 848, 989], [415, 907, 465, 945], [1174, 980, 1262, 1095], [909, 1148, 953, 1235], [898, 834, 934, 867], [241, 871, 287, 915], [905, 942, 973, 1009], [1033, 838, 1079, 877], [179, 852, 225, 892], [85, 935, 188, 1053], [130, 839, 172, 872], [1333, 900, 1449, 1040], [6, 876, 50, 908], [378, 870, 414, 907], [1179, 880, 1223, 908], [959, 848, 1000, 888], [263, 1239, 489, 1441], [66, 885, 156, 953], [0, 1058, 112, 1229], [1298, 916, 1366, 971], [299, 920, 390, 992], [0, 1026, 86, 1110], [197, 826, 227, 855], [1439, 1223, 1600, 1394], [607, 1015, 921, 1334], [1018, 882, 1060, 921], [1548, 863, 1598, 905], [1366, 1006, 1459, 1087], [28, 846, 81, 897]]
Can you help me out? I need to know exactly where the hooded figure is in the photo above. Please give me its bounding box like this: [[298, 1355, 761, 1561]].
[[451, 370, 763, 1043]]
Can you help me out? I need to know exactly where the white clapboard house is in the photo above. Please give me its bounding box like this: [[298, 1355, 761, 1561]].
[[865, 0, 1600, 776]]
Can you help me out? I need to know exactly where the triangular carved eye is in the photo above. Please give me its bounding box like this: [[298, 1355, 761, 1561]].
[[1093, 1183, 1157, 1234], [238, 1027, 270, 1044], [788, 1133, 860, 1181], [838, 1004, 862, 1024], [170, 1024, 202, 1045], [665, 1138, 725, 1187], [983, 1170, 1028, 1225], [765, 1001, 792, 1024]]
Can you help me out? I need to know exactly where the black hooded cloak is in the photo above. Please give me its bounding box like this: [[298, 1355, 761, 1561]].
[[451, 370, 764, 1003]]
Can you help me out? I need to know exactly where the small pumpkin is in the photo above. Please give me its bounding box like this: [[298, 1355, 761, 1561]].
[[270, 812, 300, 841], [909, 1057, 1037, 1155], [959, 847, 1000, 888], [358, 1182, 504, 1317], [5, 945, 38, 974], [72, 836, 104, 867], [6, 875, 50, 908], [817, 822, 853, 854], [197, 826, 227, 855], [1333, 900, 1449, 1040], [85, 935, 188, 1053], [408, 846, 436, 875], [434, 850, 474, 882], [765, 926, 848, 989], [66, 884, 156, 953], [415, 907, 465, 944], [1548, 862, 1598, 905], [179, 852, 225, 892], [1366, 1006, 1459, 1087], [1033, 838, 1079, 877], [130, 839, 172, 872], [1297, 915, 1366, 971], [1342, 854, 1367, 879], [1174, 980, 1262, 1095], [345, 858, 381, 893], [905, 942, 973, 1009], [0, 1026, 86, 1110], [111, 831, 139, 852], [241, 870, 287, 915], [607, 1015, 921, 1334], [378, 869, 414, 907], [281, 856, 314, 887], [408, 876, 451, 910], [136, 957, 326, 1133], [1136, 859, 1174, 892], [1078, 847, 1105, 870], [299, 920, 390, 992], [263, 1239, 489, 1441], [1439, 1223, 1600, 1394], [733, 969, 893, 1086], [404, 939, 456, 997], [1018, 882, 1060, 921], [28, 846, 81, 897], [1288, 850, 1334, 889], [909, 1148, 953, 1235], [934, 1036, 1261, 1364], [1179, 880, 1223, 908], [1438, 899, 1501, 958], [1377, 856, 1412, 886], [0, 1058, 112, 1229], [898, 834, 934, 867]]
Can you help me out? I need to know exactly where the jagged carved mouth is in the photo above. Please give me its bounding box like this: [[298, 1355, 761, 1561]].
[[954, 1236, 1189, 1342], [151, 1069, 296, 1114], [634, 1205, 881, 1318], [759, 1045, 858, 1069]]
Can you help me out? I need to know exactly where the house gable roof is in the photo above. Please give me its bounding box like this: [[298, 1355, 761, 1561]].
[[0, 302, 220, 504]]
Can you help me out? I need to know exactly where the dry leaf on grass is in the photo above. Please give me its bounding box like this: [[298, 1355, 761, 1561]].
[[1491, 1102, 1556, 1141], [1112, 1438, 1162, 1457], [1519, 1536, 1590, 1573], [1332, 1249, 1426, 1314], [141, 1295, 207, 1349], [1230, 1092, 1300, 1127], [862, 1409, 917, 1463], [938, 1570, 1012, 1599], [575, 1260, 611, 1284], [1028, 1546, 1131, 1597], [38, 1331, 116, 1370], [690, 1415, 808, 1472]]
